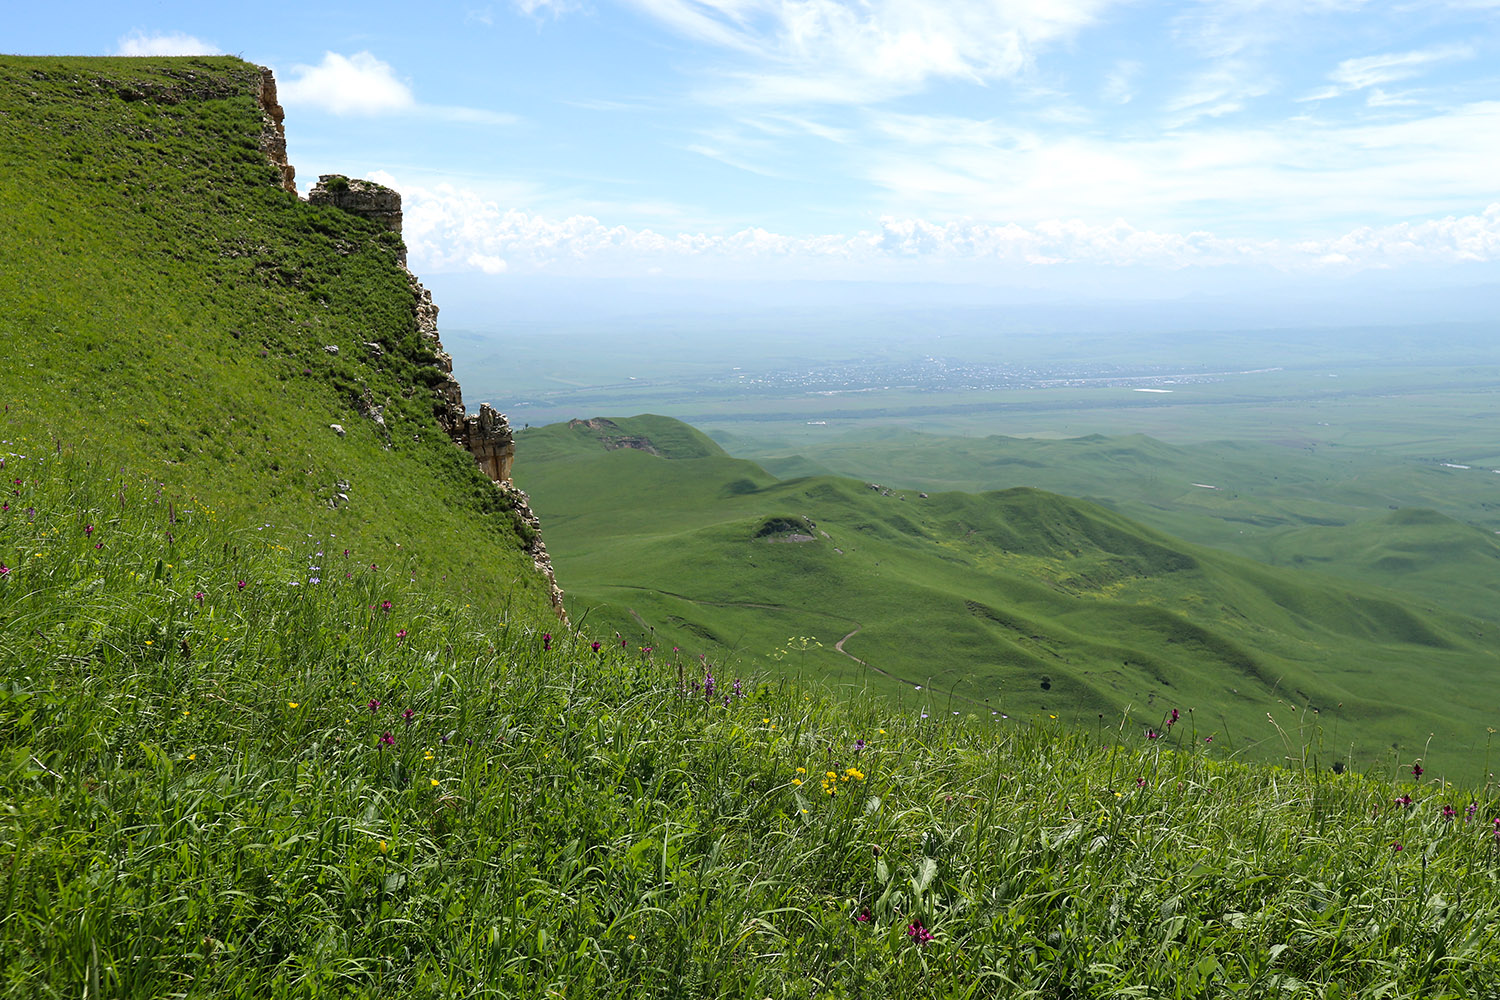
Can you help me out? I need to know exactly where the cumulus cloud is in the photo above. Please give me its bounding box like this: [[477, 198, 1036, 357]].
[[385, 173, 1500, 278], [623, 0, 1121, 103], [115, 31, 222, 57], [278, 52, 417, 116]]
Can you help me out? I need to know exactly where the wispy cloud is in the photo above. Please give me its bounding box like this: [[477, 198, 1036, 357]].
[[115, 30, 221, 57], [1330, 43, 1473, 91], [624, 0, 1121, 104]]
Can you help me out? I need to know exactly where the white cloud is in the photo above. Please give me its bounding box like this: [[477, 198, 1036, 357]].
[[466, 253, 510, 273], [1328, 44, 1473, 92], [279, 52, 417, 116], [623, 0, 1122, 103], [115, 30, 221, 57], [383, 171, 1500, 278]]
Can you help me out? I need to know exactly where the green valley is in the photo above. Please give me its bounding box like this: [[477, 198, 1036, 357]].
[[516, 415, 1500, 782]]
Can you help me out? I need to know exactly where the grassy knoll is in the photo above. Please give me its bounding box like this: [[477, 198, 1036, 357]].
[[516, 416, 1500, 783], [6, 449, 1500, 998]]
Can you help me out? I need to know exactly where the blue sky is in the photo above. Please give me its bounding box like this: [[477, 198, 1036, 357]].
[[13, 1, 1500, 291]]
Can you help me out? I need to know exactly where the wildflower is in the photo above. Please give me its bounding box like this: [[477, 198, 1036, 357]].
[[379, 840, 389, 853], [402, 708, 415, 725], [1205, 736, 1213, 743], [1392, 843, 1403, 851], [704, 672, 715, 699], [0, 564, 8, 578], [368, 699, 381, 713], [854, 738, 866, 752], [733, 679, 743, 698], [591, 641, 601, 652], [430, 779, 440, 787], [379, 732, 394, 746], [1413, 763, 1424, 779], [543, 632, 551, 651], [844, 767, 864, 781], [1395, 794, 1413, 809], [396, 629, 407, 639], [1442, 805, 1457, 821], [796, 767, 806, 774], [1136, 777, 1146, 787], [855, 910, 871, 923], [194, 591, 204, 605], [237, 580, 246, 590], [906, 920, 934, 945], [1146, 729, 1160, 740], [288, 702, 299, 709], [85, 524, 94, 536], [380, 600, 392, 612], [792, 779, 803, 786], [187, 753, 196, 761], [1467, 803, 1479, 820]]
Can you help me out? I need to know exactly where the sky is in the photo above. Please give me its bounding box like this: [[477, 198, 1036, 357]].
[[11, 1, 1500, 302]]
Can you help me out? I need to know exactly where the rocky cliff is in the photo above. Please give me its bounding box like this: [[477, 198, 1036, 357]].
[[272, 74, 564, 620]]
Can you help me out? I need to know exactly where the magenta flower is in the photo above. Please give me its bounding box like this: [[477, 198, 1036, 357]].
[[0, 563, 9, 578], [237, 580, 246, 590], [1395, 794, 1413, 809], [1413, 763, 1424, 779], [396, 629, 408, 639], [379, 732, 394, 747], [85, 524, 94, 536], [1392, 842, 1403, 851], [591, 641, 601, 652], [368, 699, 381, 714], [1442, 805, 1457, 821], [402, 708, 415, 725], [543, 632, 552, 651], [194, 592, 205, 605], [906, 920, 934, 944], [380, 600, 392, 612]]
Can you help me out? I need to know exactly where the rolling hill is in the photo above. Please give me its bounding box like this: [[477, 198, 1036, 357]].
[[517, 415, 1500, 780]]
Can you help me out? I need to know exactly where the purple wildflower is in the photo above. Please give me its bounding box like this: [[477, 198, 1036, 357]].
[[906, 920, 934, 944], [368, 699, 381, 714], [402, 708, 415, 726], [194, 591, 205, 605], [1395, 794, 1413, 809], [1413, 763, 1424, 779], [704, 672, 716, 699], [543, 633, 552, 651], [85, 524, 94, 536], [379, 732, 394, 747], [591, 641, 601, 652]]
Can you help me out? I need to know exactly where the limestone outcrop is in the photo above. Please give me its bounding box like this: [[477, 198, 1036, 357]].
[[254, 68, 295, 194], [307, 175, 403, 233]]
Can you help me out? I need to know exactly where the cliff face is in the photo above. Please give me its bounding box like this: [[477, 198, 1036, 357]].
[[254, 68, 295, 194], [270, 74, 565, 620]]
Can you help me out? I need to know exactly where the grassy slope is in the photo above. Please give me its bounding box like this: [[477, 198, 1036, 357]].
[[728, 426, 1500, 622], [6, 452, 1500, 998], [517, 416, 1500, 782], [0, 55, 550, 614]]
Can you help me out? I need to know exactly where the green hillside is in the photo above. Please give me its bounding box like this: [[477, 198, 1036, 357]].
[[10, 54, 1500, 998], [0, 55, 552, 614], [517, 415, 1500, 781]]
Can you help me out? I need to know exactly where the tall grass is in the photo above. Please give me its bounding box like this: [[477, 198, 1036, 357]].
[[5, 448, 1500, 998]]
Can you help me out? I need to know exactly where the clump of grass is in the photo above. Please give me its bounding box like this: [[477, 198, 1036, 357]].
[[5, 449, 1500, 998]]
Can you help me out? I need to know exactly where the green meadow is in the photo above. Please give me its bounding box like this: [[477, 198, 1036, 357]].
[[8, 53, 1500, 998]]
